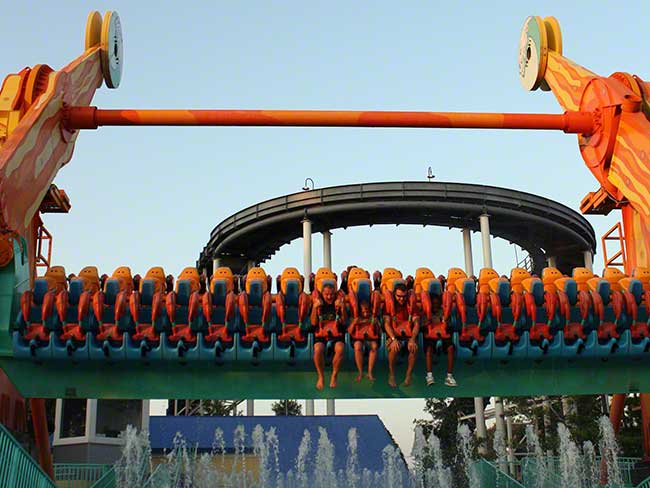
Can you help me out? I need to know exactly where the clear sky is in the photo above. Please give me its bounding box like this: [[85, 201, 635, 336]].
[[4, 0, 649, 459]]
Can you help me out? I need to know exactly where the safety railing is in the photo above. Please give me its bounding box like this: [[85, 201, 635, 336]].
[[476, 459, 527, 487], [636, 474, 650, 488], [89, 467, 115, 488], [0, 422, 56, 488], [142, 464, 169, 487], [54, 463, 112, 488]]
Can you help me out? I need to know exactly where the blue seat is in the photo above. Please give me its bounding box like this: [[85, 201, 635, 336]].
[[275, 276, 312, 364], [54, 280, 90, 360], [199, 278, 237, 363], [626, 278, 650, 356], [492, 280, 528, 359], [455, 280, 492, 360], [525, 278, 562, 358], [89, 279, 129, 360], [163, 280, 201, 362], [13, 279, 52, 359], [125, 280, 165, 360], [238, 277, 273, 364], [583, 280, 627, 357]]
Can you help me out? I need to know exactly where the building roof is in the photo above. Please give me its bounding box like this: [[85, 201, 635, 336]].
[[149, 414, 399, 473]]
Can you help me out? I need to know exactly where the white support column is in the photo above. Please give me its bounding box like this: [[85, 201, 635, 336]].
[[326, 399, 335, 415], [506, 414, 515, 476], [246, 399, 254, 416], [479, 213, 493, 269], [474, 397, 487, 455], [303, 218, 312, 284], [247, 260, 256, 271], [322, 231, 332, 269], [213, 257, 221, 272], [305, 400, 314, 416], [495, 397, 507, 472], [462, 228, 474, 276], [86, 399, 97, 439], [583, 250, 593, 271], [547, 256, 557, 268]]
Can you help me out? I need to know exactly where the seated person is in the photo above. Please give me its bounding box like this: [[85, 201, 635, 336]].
[[423, 294, 457, 387], [385, 283, 419, 388], [311, 283, 346, 390], [347, 300, 379, 382]]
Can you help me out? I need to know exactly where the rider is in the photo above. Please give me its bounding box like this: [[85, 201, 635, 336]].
[[384, 282, 419, 387], [311, 283, 346, 390], [347, 300, 379, 382], [423, 293, 457, 387]]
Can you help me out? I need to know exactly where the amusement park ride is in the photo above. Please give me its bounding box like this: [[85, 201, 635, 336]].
[[3, 10, 650, 473]]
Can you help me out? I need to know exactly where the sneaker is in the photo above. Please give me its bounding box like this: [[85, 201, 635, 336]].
[[444, 373, 457, 387], [426, 373, 435, 386]]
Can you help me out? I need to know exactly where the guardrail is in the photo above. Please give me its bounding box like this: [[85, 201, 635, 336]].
[[89, 467, 115, 488], [0, 422, 56, 488], [476, 459, 527, 487], [54, 464, 111, 488]]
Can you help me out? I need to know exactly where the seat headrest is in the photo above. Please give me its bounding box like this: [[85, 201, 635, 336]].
[[44, 265, 67, 292], [572, 267, 595, 291], [381, 268, 403, 292], [478, 268, 499, 293], [77, 266, 100, 294], [176, 267, 200, 294], [510, 268, 532, 294], [603, 267, 626, 292], [541, 267, 562, 292], [446, 268, 468, 287], [141, 267, 165, 294], [279, 267, 303, 294], [586, 277, 601, 293], [414, 267, 435, 294], [211, 267, 234, 293], [246, 267, 268, 294], [422, 278, 442, 297], [314, 268, 337, 293], [68, 280, 84, 304], [109, 266, 133, 293], [488, 277, 502, 294], [632, 267, 650, 290], [595, 279, 611, 304]]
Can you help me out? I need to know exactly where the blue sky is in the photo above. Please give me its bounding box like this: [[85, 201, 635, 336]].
[[4, 0, 648, 457]]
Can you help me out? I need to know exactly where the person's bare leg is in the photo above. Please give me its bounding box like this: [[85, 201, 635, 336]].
[[447, 345, 454, 375], [354, 341, 363, 382], [330, 342, 345, 388], [388, 347, 398, 388], [367, 341, 378, 381], [404, 345, 418, 386], [314, 342, 325, 390]]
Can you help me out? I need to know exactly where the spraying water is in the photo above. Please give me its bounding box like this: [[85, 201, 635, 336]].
[[598, 416, 623, 488], [457, 423, 480, 488], [557, 423, 582, 488], [524, 424, 548, 488]]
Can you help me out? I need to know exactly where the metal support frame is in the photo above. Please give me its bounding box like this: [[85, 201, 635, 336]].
[[474, 397, 487, 455], [602, 222, 627, 270], [35, 224, 52, 269]]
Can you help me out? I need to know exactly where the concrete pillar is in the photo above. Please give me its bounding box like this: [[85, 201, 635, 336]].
[[495, 397, 507, 472], [474, 397, 488, 455], [303, 218, 312, 284], [462, 228, 474, 276], [583, 250, 593, 272], [479, 213, 493, 269], [246, 399, 254, 416], [322, 231, 332, 269], [326, 399, 335, 415], [305, 399, 314, 416], [547, 256, 557, 268]]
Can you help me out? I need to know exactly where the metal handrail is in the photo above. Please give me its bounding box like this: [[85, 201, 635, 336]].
[[0, 422, 56, 488], [54, 463, 112, 487]]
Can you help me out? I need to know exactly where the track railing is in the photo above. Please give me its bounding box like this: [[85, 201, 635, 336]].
[[0, 422, 55, 488], [54, 463, 111, 487]]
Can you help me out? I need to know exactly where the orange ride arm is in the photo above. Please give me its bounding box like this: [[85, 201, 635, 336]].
[[128, 291, 139, 324], [512, 293, 524, 326], [0, 47, 103, 237], [225, 291, 236, 322], [420, 290, 432, 321], [188, 291, 201, 322], [476, 293, 488, 323], [151, 292, 163, 324], [165, 292, 176, 326], [543, 291, 558, 325], [543, 51, 598, 112], [67, 107, 594, 133], [78, 291, 90, 322]]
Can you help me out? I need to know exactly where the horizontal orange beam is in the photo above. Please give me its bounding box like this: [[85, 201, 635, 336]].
[[66, 106, 594, 133]]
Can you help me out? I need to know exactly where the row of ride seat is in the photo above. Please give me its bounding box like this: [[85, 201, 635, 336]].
[[12, 262, 650, 363]]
